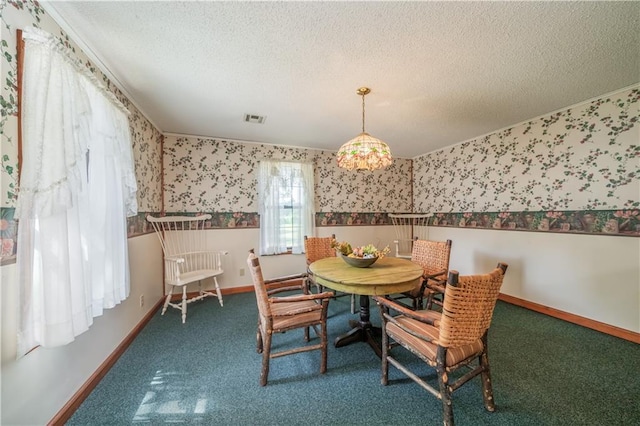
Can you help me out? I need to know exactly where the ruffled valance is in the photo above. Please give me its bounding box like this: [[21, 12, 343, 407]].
[[16, 27, 137, 219]]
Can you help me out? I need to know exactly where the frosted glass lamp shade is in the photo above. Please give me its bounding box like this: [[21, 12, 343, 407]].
[[336, 132, 393, 171]]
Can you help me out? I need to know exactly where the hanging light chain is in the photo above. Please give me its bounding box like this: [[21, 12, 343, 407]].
[[361, 92, 366, 133]]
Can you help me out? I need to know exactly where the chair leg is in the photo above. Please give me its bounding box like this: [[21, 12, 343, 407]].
[[213, 276, 223, 306], [380, 308, 390, 385], [256, 324, 264, 353], [480, 339, 496, 412], [350, 294, 356, 314], [181, 286, 188, 323], [413, 295, 422, 310], [260, 332, 272, 386], [161, 286, 173, 316], [320, 319, 327, 374], [427, 291, 444, 310], [307, 277, 320, 295], [425, 291, 434, 310], [436, 347, 454, 426]]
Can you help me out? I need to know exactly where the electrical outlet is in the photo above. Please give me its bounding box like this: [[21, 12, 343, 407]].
[[239, 268, 245, 277], [139, 295, 144, 307]]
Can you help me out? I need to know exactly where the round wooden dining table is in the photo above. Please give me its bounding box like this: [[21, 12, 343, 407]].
[[309, 256, 423, 357]]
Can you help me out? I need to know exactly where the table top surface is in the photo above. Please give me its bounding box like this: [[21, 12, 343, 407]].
[[309, 256, 423, 296]]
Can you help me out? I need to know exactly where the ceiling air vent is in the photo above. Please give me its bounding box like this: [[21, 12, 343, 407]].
[[244, 113, 266, 124]]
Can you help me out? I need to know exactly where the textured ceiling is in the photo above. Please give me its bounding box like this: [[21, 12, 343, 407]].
[[44, 1, 640, 158]]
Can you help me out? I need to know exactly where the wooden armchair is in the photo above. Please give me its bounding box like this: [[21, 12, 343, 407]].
[[247, 249, 334, 386], [374, 263, 508, 426], [394, 239, 452, 310], [147, 214, 227, 323]]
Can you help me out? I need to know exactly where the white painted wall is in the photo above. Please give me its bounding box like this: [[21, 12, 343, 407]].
[[183, 223, 640, 333], [201, 226, 399, 286], [0, 234, 163, 425], [428, 226, 640, 333]]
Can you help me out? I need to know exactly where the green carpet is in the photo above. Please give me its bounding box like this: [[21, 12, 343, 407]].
[[66, 293, 640, 425]]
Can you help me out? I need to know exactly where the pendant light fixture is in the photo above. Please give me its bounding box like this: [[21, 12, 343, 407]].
[[336, 87, 392, 171]]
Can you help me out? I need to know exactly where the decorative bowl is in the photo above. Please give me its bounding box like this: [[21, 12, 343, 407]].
[[340, 253, 378, 268]]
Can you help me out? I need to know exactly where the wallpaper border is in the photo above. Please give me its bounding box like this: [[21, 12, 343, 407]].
[[2, 207, 637, 264], [135, 210, 640, 237]]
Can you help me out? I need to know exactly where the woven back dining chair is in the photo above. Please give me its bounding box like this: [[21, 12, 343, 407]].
[[393, 239, 452, 310], [304, 235, 356, 313], [374, 263, 508, 426], [247, 249, 334, 386]]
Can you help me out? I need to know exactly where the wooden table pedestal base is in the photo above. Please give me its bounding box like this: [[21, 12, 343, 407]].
[[334, 295, 382, 357]]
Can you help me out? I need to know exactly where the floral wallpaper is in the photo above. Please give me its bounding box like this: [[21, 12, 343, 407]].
[[414, 87, 640, 237], [163, 136, 413, 214], [0, 0, 164, 261], [414, 88, 639, 213], [161, 87, 640, 238]]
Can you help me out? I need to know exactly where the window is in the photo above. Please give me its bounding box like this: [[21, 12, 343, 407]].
[[257, 160, 315, 255]]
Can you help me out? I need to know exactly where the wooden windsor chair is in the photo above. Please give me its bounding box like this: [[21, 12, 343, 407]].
[[389, 213, 432, 258], [147, 214, 227, 323]]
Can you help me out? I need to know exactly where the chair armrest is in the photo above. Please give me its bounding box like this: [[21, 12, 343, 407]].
[[265, 273, 309, 295], [420, 271, 447, 293], [165, 256, 185, 264], [267, 285, 306, 295], [178, 250, 227, 256], [373, 296, 439, 326], [424, 280, 446, 293], [423, 270, 447, 281], [270, 291, 334, 304], [264, 273, 307, 285], [382, 312, 438, 344], [165, 251, 227, 281], [164, 256, 185, 281], [375, 296, 439, 343]]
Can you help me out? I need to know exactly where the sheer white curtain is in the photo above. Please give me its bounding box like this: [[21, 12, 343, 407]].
[[15, 27, 137, 357], [257, 160, 315, 255], [83, 79, 137, 317]]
